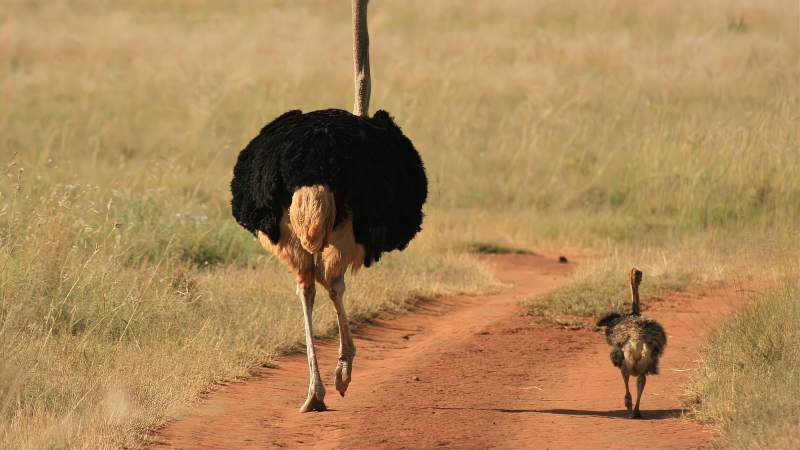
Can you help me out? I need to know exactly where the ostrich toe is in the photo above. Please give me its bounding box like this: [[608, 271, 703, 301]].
[[335, 356, 354, 396], [300, 395, 327, 413]]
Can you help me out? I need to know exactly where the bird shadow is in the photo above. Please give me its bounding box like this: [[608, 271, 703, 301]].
[[427, 407, 683, 420], [537, 408, 684, 420]]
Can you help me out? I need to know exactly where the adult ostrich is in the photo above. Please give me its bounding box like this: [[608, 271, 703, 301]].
[[230, 0, 427, 412]]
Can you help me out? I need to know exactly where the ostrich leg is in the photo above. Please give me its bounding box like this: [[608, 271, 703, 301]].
[[623, 373, 632, 414], [298, 276, 326, 412], [632, 374, 646, 419], [329, 276, 356, 396]]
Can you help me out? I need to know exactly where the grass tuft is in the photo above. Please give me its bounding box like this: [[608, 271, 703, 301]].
[[525, 250, 699, 326], [466, 242, 533, 255], [687, 280, 800, 449]]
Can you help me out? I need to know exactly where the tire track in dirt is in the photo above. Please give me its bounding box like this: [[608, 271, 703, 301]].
[[155, 253, 743, 449]]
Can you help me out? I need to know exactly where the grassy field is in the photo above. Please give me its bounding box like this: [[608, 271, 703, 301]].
[[1, 0, 798, 448]]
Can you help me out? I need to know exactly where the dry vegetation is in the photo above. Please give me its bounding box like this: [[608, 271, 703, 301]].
[[1, 0, 798, 448], [525, 244, 722, 328], [687, 278, 800, 449]]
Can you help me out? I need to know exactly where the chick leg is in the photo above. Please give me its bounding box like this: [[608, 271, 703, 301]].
[[632, 374, 646, 419], [623, 373, 632, 414]]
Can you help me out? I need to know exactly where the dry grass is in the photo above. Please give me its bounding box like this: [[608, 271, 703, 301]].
[[0, 184, 496, 448], [525, 243, 721, 327], [523, 226, 796, 326], [1, 0, 798, 448], [687, 277, 800, 449]]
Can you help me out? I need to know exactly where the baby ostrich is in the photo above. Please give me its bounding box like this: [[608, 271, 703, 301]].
[[230, 0, 427, 412], [596, 268, 667, 419]]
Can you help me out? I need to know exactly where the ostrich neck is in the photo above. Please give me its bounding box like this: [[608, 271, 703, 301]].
[[352, 0, 371, 117], [631, 284, 641, 316]]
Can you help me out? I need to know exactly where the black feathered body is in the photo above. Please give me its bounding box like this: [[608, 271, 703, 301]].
[[597, 312, 667, 376], [231, 109, 427, 267]]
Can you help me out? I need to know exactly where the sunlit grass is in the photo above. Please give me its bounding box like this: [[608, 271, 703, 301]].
[[1, 0, 798, 447], [687, 278, 800, 449]]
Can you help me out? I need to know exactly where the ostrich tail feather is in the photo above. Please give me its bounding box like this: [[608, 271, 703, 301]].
[[289, 185, 336, 254]]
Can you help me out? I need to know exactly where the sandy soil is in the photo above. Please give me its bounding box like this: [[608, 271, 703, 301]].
[[155, 253, 743, 449]]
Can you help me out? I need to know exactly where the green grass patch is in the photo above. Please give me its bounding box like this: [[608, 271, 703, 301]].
[[466, 242, 533, 255], [524, 247, 723, 327]]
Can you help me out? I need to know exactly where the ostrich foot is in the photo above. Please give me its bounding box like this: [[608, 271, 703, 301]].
[[335, 356, 354, 396], [300, 384, 327, 413], [630, 409, 642, 419], [300, 394, 327, 413], [624, 393, 632, 412]]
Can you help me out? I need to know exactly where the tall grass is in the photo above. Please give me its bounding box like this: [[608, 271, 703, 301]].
[[1, 0, 798, 447], [687, 279, 800, 449], [0, 172, 496, 448]]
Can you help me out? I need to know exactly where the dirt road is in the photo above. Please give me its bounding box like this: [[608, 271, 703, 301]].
[[156, 253, 742, 449]]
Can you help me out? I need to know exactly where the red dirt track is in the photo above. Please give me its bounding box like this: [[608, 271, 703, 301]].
[[156, 254, 743, 449]]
